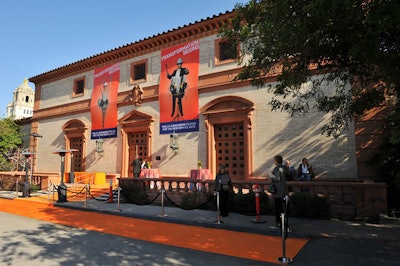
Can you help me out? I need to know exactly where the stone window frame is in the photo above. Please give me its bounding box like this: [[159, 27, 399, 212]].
[[214, 38, 239, 66], [73, 76, 85, 97], [130, 59, 147, 84]]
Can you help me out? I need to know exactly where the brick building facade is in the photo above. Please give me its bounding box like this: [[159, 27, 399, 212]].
[[29, 11, 361, 181]]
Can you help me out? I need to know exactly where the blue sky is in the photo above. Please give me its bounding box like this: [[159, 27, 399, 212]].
[[0, 0, 244, 116]]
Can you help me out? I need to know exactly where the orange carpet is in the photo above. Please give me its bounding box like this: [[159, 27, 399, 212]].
[[0, 198, 308, 264]]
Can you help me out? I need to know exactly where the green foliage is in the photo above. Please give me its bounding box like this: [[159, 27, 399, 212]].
[[221, 0, 399, 138], [0, 118, 22, 151], [289, 192, 330, 219], [30, 184, 40, 192], [222, 0, 400, 214], [0, 118, 23, 171], [370, 105, 400, 210], [0, 156, 13, 172]]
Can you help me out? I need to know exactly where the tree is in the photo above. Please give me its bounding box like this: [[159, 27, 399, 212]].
[[370, 105, 400, 211], [0, 118, 23, 171], [221, 0, 399, 138], [221, 0, 400, 210]]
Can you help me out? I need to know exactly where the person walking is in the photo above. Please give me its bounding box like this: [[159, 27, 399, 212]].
[[214, 164, 232, 217], [271, 155, 289, 227]]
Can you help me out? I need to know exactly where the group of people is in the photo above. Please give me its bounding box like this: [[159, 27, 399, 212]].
[[285, 157, 314, 181], [271, 156, 315, 226], [132, 154, 313, 227], [131, 155, 148, 178], [214, 156, 314, 228]]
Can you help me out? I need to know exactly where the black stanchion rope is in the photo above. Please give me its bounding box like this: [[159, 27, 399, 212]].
[[67, 186, 87, 198], [53, 185, 83, 196], [87, 188, 109, 201], [121, 190, 161, 206], [163, 191, 215, 211]]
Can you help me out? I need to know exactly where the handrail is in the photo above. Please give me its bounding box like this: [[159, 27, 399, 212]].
[[71, 173, 94, 192]]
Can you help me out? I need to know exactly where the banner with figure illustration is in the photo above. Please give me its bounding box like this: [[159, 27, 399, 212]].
[[159, 40, 200, 134], [90, 63, 120, 139]]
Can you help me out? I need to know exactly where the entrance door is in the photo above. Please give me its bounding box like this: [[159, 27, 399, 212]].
[[70, 137, 83, 172], [128, 131, 148, 177], [214, 123, 245, 180]]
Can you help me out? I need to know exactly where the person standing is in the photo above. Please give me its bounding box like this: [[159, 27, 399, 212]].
[[285, 159, 297, 181], [214, 164, 232, 217], [141, 159, 148, 169], [166, 58, 189, 117], [271, 155, 289, 227], [131, 155, 142, 178], [297, 157, 314, 181]]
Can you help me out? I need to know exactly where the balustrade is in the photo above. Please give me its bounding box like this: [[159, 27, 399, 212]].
[[118, 177, 387, 219], [0, 172, 387, 219]]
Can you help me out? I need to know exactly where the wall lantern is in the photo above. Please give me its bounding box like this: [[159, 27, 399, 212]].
[[170, 132, 179, 151], [30, 132, 43, 138], [96, 139, 104, 153]]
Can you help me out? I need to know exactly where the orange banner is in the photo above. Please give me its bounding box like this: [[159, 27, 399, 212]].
[[91, 63, 120, 139], [159, 40, 200, 134]]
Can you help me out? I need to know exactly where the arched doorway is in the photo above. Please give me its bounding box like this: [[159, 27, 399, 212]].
[[62, 119, 88, 173], [119, 110, 153, 177], [201, 96, 254, 180]]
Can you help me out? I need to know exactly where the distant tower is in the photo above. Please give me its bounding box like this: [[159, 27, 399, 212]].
[[6, 78, 34, 119]]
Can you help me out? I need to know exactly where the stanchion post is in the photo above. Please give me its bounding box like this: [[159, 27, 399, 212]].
[[52, 185, 55, 205], [214, 191, 223, 224], [83, 184, 88, 207], [48, 181, 51, 201], [159, 189, 167, 217], [46, 181, 54, 207], [115, 187, 122, 212], [15, 177, 18, 197], [69, 149, 78, 183], [277, 212, 293, 264]]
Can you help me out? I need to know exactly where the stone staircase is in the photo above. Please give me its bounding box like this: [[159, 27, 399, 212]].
[[65, 183, 118, 202]]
